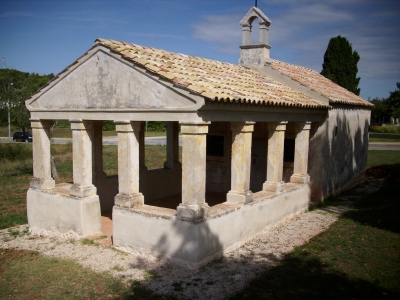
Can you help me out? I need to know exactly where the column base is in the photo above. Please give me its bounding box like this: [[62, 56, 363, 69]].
[[163, 161, 182, 170], [177, 203, 210, 221], [30, 177, 55, 190], [226, 190, 253, 204], [290, 174, 310, 184], [70, 184, 97, 198], [263, 181, 285, 193], [115, 193, 144, 208], [93, 171, 107, 183]]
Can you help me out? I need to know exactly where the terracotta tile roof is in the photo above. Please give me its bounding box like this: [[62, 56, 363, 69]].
[[271, 60, 373, 107], [95, 38, 329, 109]]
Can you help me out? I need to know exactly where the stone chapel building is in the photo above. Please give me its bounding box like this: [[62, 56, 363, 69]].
[[25, 7, 372, 264]]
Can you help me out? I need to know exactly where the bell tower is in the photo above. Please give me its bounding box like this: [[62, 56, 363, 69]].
[[239, 7, 272, 67]]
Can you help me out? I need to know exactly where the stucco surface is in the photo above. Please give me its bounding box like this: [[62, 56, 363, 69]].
[[308, 108, 370, 202], [113, 184, 309, 264], [27, 188, 101, 236]]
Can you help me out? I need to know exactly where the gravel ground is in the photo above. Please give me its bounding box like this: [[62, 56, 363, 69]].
[[0, 178, 383, 299]]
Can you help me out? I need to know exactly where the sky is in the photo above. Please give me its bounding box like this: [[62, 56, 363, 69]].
[[1, 0, 399, 101]]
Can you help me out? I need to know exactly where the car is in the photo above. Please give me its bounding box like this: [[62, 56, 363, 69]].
[[13, 132, 32, 142]]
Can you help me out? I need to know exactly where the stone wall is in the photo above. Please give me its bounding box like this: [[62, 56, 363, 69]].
[[308, 107, 371, 203]]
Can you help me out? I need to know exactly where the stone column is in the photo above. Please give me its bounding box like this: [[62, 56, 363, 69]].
[[139, 121, 147, 172], [259, 22, 270, 45], [227, 122, 254, 204], [70, 120, 96, 198], [93, 120, 106, 183], [114, 121, 144, 208], [30, 119, 55, 190], [242, 24, 251, 46], [164, 121, 181, 169], [177, 122, 210, 221], [263, 122, 287, 193], [290, 122, 311, 184]]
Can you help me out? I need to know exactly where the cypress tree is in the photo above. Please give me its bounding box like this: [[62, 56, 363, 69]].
[[321, 35, 361, 95]]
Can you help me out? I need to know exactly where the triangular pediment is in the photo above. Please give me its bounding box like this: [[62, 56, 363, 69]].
[[27, 48, 199, 111], [239, 7, 271, 26]]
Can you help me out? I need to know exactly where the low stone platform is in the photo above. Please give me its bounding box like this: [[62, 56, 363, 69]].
[[113, 183, 310, 265]]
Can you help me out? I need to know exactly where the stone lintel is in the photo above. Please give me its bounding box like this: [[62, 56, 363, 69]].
[[115, 193, 144, 208], [263, 181, 285, 193], [290, 174, 310, 184], [177, 203, 210, 221], [70, 184, 97, 198], [226, 190, 253, 204], [30, 177, 55, 190]]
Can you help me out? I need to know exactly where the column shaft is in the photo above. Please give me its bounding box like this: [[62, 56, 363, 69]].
[[114, 121, 144, 208], [290, 122, 311, 184], [93, 120, 106, 183], [164, 121, 181, 169], [227, 122, 254, 204], [177, 122, 209, 221], [30, 119, 55, 190], [70, 120, 96, 197], [263, 122, 287, 193]]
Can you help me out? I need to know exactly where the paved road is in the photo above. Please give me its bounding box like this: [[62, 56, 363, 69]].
[[368, 142, 400, 151], [1, 137, 399, 150], [51, 136, 183, 146]]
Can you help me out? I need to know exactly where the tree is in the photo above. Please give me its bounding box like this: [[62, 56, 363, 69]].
[[0, 69, 53, 132], [386, 82, 400, 119], [321, 35, 361, 95]]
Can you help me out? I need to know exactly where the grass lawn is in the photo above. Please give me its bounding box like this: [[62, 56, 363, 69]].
[[367, 150, 400, 167], [370, 137, 400, 143]]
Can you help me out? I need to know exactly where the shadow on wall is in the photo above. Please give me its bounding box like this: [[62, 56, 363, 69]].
[[151, 217, 223, 266], [308, 108, 370, 203]]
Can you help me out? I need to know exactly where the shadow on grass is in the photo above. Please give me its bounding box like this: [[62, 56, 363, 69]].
[[230, 253, 397, 300], [230, 165, 400, 300], [345, 164, 400, 234]]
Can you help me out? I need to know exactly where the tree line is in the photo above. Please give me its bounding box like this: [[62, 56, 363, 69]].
[[369, 83, 400, 125], [0, 69, 54, 133]]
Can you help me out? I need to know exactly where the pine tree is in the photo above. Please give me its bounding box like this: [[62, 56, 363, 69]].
[[321, 35, 361, 95]]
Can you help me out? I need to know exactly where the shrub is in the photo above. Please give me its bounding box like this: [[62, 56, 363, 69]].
[[146, 121, 166, 132], [102, 120, 116, 131], [370, 125, 400, 134], [0, 143, 32, 161]]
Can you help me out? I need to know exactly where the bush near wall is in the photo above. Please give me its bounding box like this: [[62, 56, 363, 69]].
[[370, 125, 400, 134], [146, 121, 166, 132]]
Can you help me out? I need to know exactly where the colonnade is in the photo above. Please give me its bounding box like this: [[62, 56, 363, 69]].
[[29, 119, 311, 221]]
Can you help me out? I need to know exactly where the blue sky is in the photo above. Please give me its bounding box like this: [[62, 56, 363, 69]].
[[1, 0, 399, 100]]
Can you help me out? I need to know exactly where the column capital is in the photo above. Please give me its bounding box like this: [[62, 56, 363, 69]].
[[180, 122, 210, 135], [115, 121, 141, 132], [230, 121, 255, 133], [294, 121, 312, 131], [70, 119, 93, 131], [30, 119, 51, 129], [267, 121, 287, 132]]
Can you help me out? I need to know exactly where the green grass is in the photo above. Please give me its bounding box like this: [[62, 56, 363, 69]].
[[0, 249, 128, 299], [367, 150, 400, 167], [231, 164, 400, 299]]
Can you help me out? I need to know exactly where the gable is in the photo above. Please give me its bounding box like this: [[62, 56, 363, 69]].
[[27, 49, 198, 110]]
